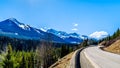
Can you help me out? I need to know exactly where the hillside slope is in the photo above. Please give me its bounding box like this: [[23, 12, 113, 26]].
[[104, 40, 120, 54], [49, 52, 74, 68]]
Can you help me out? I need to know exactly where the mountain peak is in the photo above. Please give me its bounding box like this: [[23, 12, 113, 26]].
[[8, 18, 17, 21], [6, 18, 21, 25], [8, 18, 18, 22], [6, 18, 31, 30], [69, 33, 79, 36]]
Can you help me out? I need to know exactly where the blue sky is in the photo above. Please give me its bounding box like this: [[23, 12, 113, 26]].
[[0, 0, 120, 35]]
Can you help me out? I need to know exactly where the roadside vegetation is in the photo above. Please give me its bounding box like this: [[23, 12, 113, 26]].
[[99, 28, 120, 54]]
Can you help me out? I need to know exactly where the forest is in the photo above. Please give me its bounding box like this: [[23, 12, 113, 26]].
[[0, 36, 79, 68]]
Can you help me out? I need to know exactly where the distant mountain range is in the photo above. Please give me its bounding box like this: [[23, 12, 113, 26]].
[[0, 18, 85, 44], [47, 29, 83, 44], [0, 18, 108, 44]]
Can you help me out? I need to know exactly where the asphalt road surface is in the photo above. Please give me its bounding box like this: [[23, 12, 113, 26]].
[[80, 46, 120, 68], [69, 48, 84, 68]]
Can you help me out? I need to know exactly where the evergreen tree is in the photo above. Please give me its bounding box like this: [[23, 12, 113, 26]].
[[2, 43, 14, 68], [20, 56, 26, 68]]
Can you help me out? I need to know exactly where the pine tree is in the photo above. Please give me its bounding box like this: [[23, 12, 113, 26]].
[[116, 28, 120, 37], [20, 56, 26, 68], [2, 43, 14, 68]]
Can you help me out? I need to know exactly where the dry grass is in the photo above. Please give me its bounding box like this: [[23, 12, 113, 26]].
[[104, 40, 120, 54], [98, 41, 106, 46], [49, 52, 74, 68]]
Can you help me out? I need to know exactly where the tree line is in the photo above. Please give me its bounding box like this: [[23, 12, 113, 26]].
[[99, 28, 120, 42], [98, 28, 120, 46], [0, 36, 78, 68]]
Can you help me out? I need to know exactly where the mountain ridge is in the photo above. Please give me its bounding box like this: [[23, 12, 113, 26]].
[[0, 18, 83, 44], [0, 18, 108, 44]]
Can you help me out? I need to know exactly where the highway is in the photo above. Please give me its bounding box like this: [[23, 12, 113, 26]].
[[70, 46, 120, 68], [69, 48, 84, 68], [80, 46, 120, 68]]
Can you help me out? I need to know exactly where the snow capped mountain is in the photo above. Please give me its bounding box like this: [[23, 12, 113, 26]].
[[47, 29, 68, 38], [47, 29, 81, 38], [0, 18, 41, 37], [0, 18, 100, 44], [1, 18, 107, 44], [47, 29, 83, 44], [8, 18, 31, 30], [0, 18, 65, 43], [68, 33, 80, 38], [89, 31, 108, 40]]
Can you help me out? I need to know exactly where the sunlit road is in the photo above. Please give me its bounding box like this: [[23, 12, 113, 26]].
[[80, 46, 120, 68], [69, 48, 84, 68]]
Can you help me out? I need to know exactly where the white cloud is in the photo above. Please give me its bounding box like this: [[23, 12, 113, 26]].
[[73, 23, 78, 27], [89, 31, 108, 39], [72, 23, 78, 32], [71, 28, 78, 31]]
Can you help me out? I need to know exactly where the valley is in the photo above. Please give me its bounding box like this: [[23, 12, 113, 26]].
[[0, 0, 120, 68], [0, 18, 120, 68]]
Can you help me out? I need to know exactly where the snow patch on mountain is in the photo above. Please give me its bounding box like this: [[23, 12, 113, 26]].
[[40, 28, 47, 32], [89, 31, 108, 39], [68, 33, 80, 38], [8, 18, 31, 30], [15, 33, 18, 35], [18, 24, 30, 30], [34, 29, 40, 33]]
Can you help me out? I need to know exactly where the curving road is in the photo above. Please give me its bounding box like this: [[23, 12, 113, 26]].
[[80, 46, 120, 68], [69, 48, 84, 68]]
